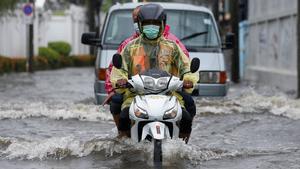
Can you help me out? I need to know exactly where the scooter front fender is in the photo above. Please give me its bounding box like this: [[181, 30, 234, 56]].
[[141, 122, 170, 141]]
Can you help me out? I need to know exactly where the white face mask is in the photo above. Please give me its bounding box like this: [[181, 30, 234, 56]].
[[133, 23, 140, 34]]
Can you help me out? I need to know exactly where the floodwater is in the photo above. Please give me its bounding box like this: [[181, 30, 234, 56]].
[[0, 68, 300, 169]]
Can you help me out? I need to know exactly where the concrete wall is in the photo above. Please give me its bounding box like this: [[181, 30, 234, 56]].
[[0, 10, 27, 57], [38, 5, 89, 55], [0, 4, 89, 58], [245, 0, 298, 92]]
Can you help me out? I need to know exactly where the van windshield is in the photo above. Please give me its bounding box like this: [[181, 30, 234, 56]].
[[104, 9, 220, 49], [104, 10, 134, 45]]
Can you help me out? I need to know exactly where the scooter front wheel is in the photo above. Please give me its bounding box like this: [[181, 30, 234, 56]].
[[153, 139, 162, 169]]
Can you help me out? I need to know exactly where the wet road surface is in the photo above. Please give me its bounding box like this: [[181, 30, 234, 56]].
[[0, 68, 300, 169]]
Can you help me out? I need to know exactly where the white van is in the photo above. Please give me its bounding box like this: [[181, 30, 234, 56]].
[[82, 2, 232, 104]]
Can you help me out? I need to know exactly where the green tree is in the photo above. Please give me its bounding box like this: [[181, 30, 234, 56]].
[[0, 0, 19, 15]]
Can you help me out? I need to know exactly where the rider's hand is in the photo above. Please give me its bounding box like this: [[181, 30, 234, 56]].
[[183, 80, 193, 89], [116, 79, 128, 88]]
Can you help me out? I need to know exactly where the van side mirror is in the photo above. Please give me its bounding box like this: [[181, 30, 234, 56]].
[[222, 33, 234, 49], [112, 53, 122, 69], [81, 32, 102, 47], [190, 58, 200, 73]]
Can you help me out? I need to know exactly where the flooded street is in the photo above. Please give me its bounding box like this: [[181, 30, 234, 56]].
[[0, 68, 300, 169]]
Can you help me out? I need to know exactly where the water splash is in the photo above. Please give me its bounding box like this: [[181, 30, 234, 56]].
[[1, 86, 300, 121], [1, 133, 298, 168], [0, 101, 112, 121], [0, 135, 230, 162], [196, 87, 300, 120]]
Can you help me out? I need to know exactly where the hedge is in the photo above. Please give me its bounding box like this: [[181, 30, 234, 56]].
[[0, 56, 12, 74], [0, 54, 95, 75], [10, 58, 26, 72], [34, 56, 49, 70], [48, 41, 72, 57], [72, 55, 95, 67], [38, 47, 61, 68], [59, 56, 74, 67]]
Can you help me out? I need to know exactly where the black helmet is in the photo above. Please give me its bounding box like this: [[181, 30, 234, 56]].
[[137, 4, 166, 29]]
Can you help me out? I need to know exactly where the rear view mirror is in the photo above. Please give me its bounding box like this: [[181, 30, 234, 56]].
[[190, 58, 200, 73], [81, 32, 101, 47], [112, 53, 122, 69], [222, 32, 234, 49]]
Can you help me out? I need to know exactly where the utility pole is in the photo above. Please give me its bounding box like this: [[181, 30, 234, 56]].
[[87, 0, 96, 55], [213, 0, 219, 25], [297, 0, 300, 98], [27, 0, 34, 73], [87, 0, 102, 56], [95, 0, 102, 37], [230, 0, 240, 83], [26, 0, 34, 73]]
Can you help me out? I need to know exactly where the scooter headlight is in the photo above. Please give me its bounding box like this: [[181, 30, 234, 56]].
[[156, 77, 169, 90], [134, 104, 149, 119], [144, 77, 155, 89], [163, 103, 178, 119]]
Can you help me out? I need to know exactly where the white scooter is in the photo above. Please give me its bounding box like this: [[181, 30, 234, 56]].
[[112, 54, 200, 168]]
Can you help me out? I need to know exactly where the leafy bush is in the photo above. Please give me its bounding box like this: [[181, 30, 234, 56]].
[[0, 54, 95, 75], [60, 56, 74, 67], [38, 47, 61, 68], [34, 56, 49, 70], [0, 56, 12, 74], [71, 55, 95, 67], [11, 58, 26, 72], [48, 41, 72, 57]]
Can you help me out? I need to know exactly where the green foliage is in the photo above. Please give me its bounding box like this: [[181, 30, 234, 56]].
[[52, 10, 66, 16], [59, 56, 74, 67], [11, 58, 26, 72], [0, 0, 18, 15], [0, 56, 12, 74], [0, 56, 27, 74], [34, 56, 49, 70], [38, 47, 61, 68], [48, 41, 72, 57], [147, 0, 171, 2], [0, 54, 95, 75], [71, 55, 95, 67], [101, 0, 133, 12], [100, 0, 173, 13], [101, 0, 113, 12]]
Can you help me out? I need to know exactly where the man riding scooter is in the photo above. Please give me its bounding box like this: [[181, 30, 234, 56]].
[[104, 5, 197, 142], [110, 4, 198, 142]]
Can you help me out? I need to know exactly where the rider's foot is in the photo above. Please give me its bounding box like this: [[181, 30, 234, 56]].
[[117, 130, 130, 139], [179, 132, 190, 144]]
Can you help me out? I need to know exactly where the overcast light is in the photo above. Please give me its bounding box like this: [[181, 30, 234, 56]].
[[35, 0, 46, 8]]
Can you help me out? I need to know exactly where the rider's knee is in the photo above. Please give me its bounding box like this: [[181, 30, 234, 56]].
[[111, 93, 123, 104], [120, 107, 130, 119], [119, 107, 130, 131], [179, 91, 195, 106], [179, 91, 196, 118], [181, 109, 193, 122], [109, 94, 123, 115]]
